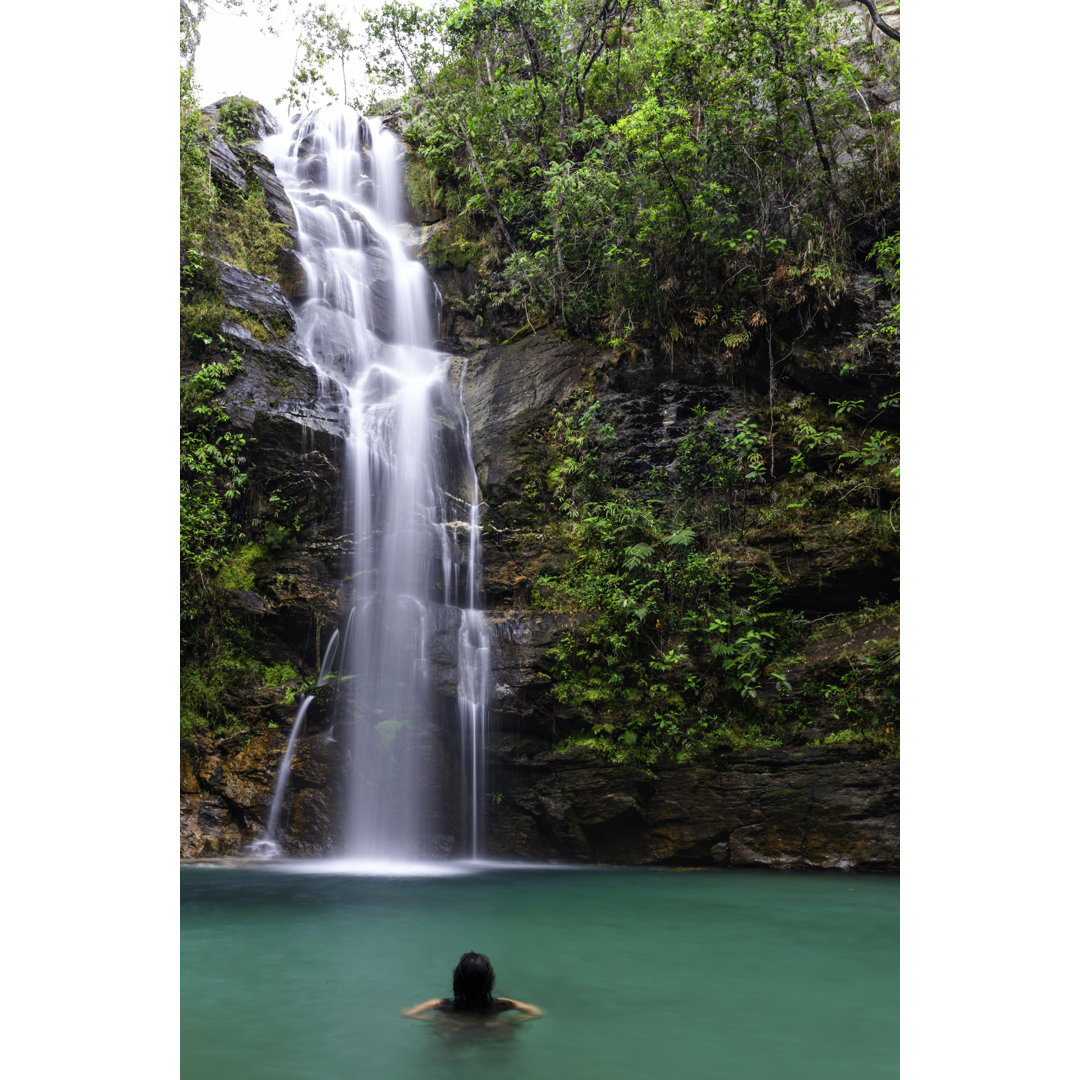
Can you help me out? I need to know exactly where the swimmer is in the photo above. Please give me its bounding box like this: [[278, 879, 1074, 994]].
[[402, 951, 543, 1022]]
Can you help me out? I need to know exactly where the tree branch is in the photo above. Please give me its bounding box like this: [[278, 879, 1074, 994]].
[[851, 0, 900, 43]]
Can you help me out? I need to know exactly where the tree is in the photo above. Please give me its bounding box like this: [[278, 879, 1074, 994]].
[[278, 4, 359, 111], [369, 0, 883, 348], [180, 0, 207, 69], [851, 0, 899, 42]]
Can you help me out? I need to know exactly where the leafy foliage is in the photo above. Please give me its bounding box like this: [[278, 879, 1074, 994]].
[[525, 397, 802, 760], [515, 354, 900, 762], [865, 231, 900, 339], [180, 355, 250, 625], [179, 69, 307, 735], [278, 3, 361, 111], [216, 96, 259, 146], [359, 0, 897, 349], [180, 67, 215, 292]]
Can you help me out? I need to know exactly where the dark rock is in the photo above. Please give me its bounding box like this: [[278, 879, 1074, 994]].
[[212, 257, 296, 329], [216, 320, 347, 446], [484, 612, 593, 735], [275, 248, 307, 299], [181, 794, 247, 857], [207, 138, 247, 193], [454, 332, 607, 494], [226, 590, 271, 616], [487, 745, 898, 871]]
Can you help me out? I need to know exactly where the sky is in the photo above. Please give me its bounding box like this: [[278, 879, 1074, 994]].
[[194, 2, 303, 113], [192, 0, 413, 116]]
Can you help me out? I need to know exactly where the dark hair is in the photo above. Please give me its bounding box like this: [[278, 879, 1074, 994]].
[[452, 951, 495, 1008]]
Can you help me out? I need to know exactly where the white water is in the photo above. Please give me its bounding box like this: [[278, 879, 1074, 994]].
[[259, 106, 491, 860], [249, 695, 314, 858]]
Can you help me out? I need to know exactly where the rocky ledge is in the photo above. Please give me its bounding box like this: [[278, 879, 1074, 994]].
[[487, 743, 898, 871]]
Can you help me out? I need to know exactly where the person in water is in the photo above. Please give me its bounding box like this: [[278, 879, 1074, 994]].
[[402, 952, 543, 1021]]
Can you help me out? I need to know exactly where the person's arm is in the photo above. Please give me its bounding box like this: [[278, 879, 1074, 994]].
[[498, 997, 544, 1019], [401, 998, 444, 1018]]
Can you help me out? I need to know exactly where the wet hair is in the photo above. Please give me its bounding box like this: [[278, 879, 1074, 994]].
[[451, 951, 495, 1008]]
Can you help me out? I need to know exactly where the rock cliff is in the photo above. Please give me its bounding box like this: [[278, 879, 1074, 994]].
[[181, 94, 899, 871]]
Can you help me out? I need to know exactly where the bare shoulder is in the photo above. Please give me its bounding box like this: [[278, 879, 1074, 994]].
[[498, 997, 544, 1019], [402, 998, 446, 1018]]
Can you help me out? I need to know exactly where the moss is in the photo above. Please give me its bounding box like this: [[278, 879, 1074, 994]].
[[403, 154, 445, 221], [214, 181, 289, 283], [712, 724, 784, 751], [180, 647, 261, 738], [223, 307, 290, 344], [423, 220, 483, 271], [213, 543, 267, 592], [180, 705, 206, 740], [180, 291, 228, 361], [553, 734, 635, 764], [263, 661, 298, 688], [816, 729, 899, 756]]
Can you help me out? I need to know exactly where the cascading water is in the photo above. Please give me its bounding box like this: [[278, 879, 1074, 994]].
[[249, 693, 313, 858], [253, 106, 491, 862]]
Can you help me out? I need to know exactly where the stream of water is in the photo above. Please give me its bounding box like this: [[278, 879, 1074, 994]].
[[255, 106, 490, 858], [181, 863, 898, 1079]]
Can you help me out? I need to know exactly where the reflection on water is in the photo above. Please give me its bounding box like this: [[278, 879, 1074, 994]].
[[181, 864, 898, 1080]]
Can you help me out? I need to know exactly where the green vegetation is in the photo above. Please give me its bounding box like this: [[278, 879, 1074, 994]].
[[180, 354, 250, 623], [361, 5, 901, 754], [180, 72, 289, 357], [865, 231, 900, 340], [177, 2, 899, 754], [180, 69, 308, 737], [216, 95, 260, 145], [355, 0, 897, 352], [216, 185, 289, 281], [519, 381, 897, 763]]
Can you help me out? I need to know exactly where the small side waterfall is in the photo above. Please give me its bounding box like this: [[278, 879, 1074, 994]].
[[456, 360, 490, 857], [250, 696, 312, 857], [254, 106, 491, 861]]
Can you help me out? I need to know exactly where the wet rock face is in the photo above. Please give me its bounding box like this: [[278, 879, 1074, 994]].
[[487, 745, 899, 871], [454, 333, 604, 494], [207, 137, 249, 194], [202, 103, 298, 250], [213, 257, 296, 329], [181, 707, 472, 858], [182, 112, 356, 859]]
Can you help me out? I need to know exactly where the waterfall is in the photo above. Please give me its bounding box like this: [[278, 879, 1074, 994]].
[[456, 359, 490, 857], [250, 695, 314, 858], [258, 105, 490, 860]]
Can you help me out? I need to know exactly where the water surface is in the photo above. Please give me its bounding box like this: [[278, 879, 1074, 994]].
[[181, 863, 898, 1079]]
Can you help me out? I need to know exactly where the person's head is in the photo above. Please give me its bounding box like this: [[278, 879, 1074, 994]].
[[452, 951, 495, 1007]]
